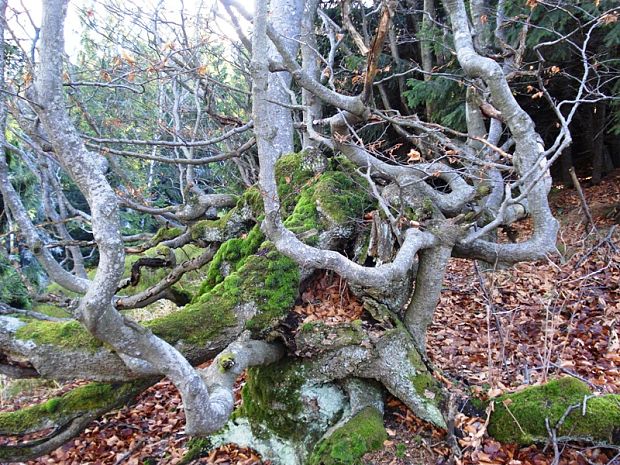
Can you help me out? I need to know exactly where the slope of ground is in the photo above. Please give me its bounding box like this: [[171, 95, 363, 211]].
[[2, 171, 619, 465]]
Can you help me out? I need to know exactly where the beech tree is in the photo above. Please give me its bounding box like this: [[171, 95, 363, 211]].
[[0, 0, 618, 463]]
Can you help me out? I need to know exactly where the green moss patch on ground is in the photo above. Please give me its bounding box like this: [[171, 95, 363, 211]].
[[32, 304, 71, 319], [488, 377, 620, 444]]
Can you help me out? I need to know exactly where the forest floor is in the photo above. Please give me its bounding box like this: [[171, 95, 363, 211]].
[[2, 171, 619, 465]]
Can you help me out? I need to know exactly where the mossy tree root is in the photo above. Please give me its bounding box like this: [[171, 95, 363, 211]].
[[308, 406, 387, 465], [308, 379, 387, 465], [0, 379, 154, 462], [301, 323, 447, 429], [488, 377, 620, 445]]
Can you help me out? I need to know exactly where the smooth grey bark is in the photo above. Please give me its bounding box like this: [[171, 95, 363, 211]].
[[264, 0, 304, 158], [405, 244, 453, 350], [300, 0, 322, 150]]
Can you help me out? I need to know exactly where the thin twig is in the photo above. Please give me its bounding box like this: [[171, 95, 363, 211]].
[[569, 167, 597, 234]]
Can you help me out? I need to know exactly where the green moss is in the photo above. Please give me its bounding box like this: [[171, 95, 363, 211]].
[[199, 225, 264, 294], [276, 152, 315, 212], [308, 407, 387, 465], [14, 320, 102, 351], [237, 186, 264, 215], [282, 168, 373, 245], [488, 377, 620, 444], [405, 347, 445, 412], [190, 207, 239, 241], [468, 396, 488, 413], [43, 398, 61, 413], [179, 438, 213, 465], [410, 372, 436, 396], [218, 353, 236, 373], [0, 255, 31, 309], [0, 382, 138, 435], [476, 184, 491, 197], [236, 359, 306, 440], [407, 347, 424, 368], [313, 171, 371, 225], [284, 187, 320, 239], [32, 304, 71, 319], [148, 243, 298, 345], [151, 226, 183, 243], [146, 274, 239, 345], [241, 246, 300, 334], [301, 321, 320, 332]]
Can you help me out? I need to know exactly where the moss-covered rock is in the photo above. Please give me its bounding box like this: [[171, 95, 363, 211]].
[[213, 358, 348, 465], [190, 203, 255, 243], [276, 153, 372, 226], [236, 359, 306, 440], [280, 162, 373, 247], [32, 304, 71, 319], [285, 170, 371, 229], [488, 377, 620, 445], [276, 153, 316, 213], [237, 186, 265, 215], [308, 406, 387, 465]]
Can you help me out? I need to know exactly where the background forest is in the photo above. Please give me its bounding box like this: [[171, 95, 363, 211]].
[[0, 0, 619, 464]]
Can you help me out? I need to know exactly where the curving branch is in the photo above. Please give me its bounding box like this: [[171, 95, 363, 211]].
[[83, 120, 253, 148], [197, 333, 285, 431], [445, 0, 559, 264], [87, 137, 256, 166], [116, 246, 217, 309]]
